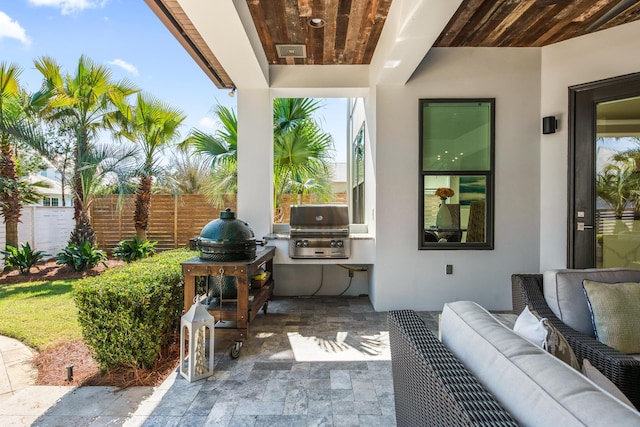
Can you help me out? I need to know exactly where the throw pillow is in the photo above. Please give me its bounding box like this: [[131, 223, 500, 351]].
[[514, 306, 580, 370], [582, 280, 640, 354], [540, 316, 580, 370], [582, 359, 635, 409], [513, 306, 547, 347]]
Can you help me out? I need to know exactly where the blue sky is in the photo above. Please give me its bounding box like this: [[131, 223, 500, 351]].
[[0, 0, 347, 161]]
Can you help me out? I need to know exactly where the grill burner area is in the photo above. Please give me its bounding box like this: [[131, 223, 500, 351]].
[[289, 204, 351, 259]]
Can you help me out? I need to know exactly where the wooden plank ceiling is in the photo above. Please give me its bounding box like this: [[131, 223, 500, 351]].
[[150, 0, 640, 87], [435, 0, 640, 47], [246, 0, 393, 65]]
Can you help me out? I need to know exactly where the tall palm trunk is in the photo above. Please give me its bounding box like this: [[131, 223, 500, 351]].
[[0, 136, 20, 249], [69, 132, 96, 245], [134, 174, 152, 242]]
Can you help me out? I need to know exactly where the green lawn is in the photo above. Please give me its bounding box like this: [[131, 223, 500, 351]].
[[0, 279, 81, 350]]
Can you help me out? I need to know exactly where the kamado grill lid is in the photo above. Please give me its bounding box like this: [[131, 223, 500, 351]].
[[197, 208, 257, 261]]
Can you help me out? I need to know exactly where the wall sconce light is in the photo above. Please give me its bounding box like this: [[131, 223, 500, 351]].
[[228, 86, 236, 98], [542, 116, 557, 134]]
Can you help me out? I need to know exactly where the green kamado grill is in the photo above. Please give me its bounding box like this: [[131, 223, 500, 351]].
[[196, 208, 260, 300], [196, 208, 257, 262]]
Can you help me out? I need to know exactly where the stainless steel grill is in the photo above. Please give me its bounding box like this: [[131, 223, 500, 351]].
[[288, 204, 351, 259]]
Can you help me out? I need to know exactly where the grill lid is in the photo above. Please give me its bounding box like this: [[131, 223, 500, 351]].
[[197, 208, 256, 260], [289, 204, 349, 233]]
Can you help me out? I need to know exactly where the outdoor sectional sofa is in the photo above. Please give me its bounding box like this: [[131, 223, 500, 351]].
[[511, 269, 640, 409], [388, 300, 640, 426]]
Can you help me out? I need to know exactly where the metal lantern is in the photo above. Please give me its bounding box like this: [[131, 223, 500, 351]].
[[180, 301, 215, 382]]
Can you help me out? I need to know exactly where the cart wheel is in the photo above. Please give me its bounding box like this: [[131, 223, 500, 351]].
[[230, 341, 242, 359], [262, 301, 269, 314]]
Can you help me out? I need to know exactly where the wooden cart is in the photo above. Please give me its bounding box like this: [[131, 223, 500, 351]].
[[181, 246, 275, 358]]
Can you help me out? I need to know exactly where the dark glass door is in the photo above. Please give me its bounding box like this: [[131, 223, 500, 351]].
[[569, 74, 640, 268]]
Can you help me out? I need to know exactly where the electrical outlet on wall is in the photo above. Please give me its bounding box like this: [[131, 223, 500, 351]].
[[446, 264, 453, 274]]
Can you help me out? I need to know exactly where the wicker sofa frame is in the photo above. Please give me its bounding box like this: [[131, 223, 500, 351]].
[[511, 273, 640, 409], [388, 310, 518, 427]]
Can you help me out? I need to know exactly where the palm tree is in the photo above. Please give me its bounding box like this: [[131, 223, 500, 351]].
[[273, 117, 334, 208], [115, 93, 185, 241], [182, 99, 334, 219], [179, 104, 238, 207], [32, 55, 138, 245], [0, 63, 48, 249], [167, 151, 212, 195], [596, 161, 637, 219]]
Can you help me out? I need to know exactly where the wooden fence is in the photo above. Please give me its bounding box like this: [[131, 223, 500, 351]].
[[91, 195, 235, 252], [91, 193, 347, 252]]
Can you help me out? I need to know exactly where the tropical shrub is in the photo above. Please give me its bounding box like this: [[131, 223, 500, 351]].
[[113, 237, 157, 263], [1, 242, 49, 275], [74, 249, 195, 370], [56, 241, 107, 272]]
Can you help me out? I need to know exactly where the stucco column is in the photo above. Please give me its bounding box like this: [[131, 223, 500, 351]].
[[236, 88, 273, 239]]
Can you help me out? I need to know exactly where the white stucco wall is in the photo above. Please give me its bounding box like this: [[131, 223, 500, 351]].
[[539, 20, 640, 272], [372, 48, 541, 311], [237, 88, 273, 239]]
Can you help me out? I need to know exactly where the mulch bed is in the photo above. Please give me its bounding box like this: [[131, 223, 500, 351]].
[[1, 259, 180, 388]]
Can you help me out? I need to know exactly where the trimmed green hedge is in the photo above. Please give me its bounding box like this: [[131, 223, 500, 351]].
[[74, 249, 196, 370]]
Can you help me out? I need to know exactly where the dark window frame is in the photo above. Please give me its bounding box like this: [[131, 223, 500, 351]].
[[418, 98, 495, 250]]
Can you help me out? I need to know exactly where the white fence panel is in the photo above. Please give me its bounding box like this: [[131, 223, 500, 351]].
[[0, 206, 74, 259]]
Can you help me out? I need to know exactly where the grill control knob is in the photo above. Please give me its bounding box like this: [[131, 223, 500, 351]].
[[330, 240, 336, 247], [337, 240, 343, 247], [303, 240, 309, 247], [296, 240, 303, 247]]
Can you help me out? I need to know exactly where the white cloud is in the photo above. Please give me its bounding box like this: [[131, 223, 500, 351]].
[[109, 59, 139, 76], [197, 117, 217, 131], [0, 12, 31, 46], [27, 0, 106, 15]]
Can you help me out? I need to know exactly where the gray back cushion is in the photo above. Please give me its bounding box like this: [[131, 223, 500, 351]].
[[543, 268, 640, 337], [441, 301, 640, 427]]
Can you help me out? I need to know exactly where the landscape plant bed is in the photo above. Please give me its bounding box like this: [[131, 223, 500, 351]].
[[34, 338, 180, 387], [0, 258, 125, 285], [1, 258, 180, 388]]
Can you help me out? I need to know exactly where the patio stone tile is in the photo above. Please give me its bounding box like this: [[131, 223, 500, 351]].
[[254, 415, 308, 427], [261, 379, 288, 401], [233, 400, 284, 416], [351, 379, 378, 402], [330, 370, 351, 389], [306, 415, 333, 427], [176, 415, 208, 427], [204, 401, 237, 426], [306, 388, 332, 401], [331, 400, 355, 415], [359, 414, 397, 426], [32, 415, 98, 426], [307, 398, 332, 416], [43, 386, 120, 417], [185, 390, 219, 416], [283, 387, 307, 415], [101, 387, 155, 416], [332, 414, 360, 427], [89, 416, 131, 426], [331, 388, 355, 402], [138, 415, 181, 426], [354, 400, 382, 415], [4, 297, 418, 426], [252, 361, 292, 371], [228, 415, 257, 426], [299, 378, 331, 390]]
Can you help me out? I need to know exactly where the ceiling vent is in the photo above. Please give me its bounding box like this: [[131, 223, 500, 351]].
[[276, 44, 306, 58]]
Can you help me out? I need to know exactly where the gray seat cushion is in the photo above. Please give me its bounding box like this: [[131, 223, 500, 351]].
[[440, 301, 640, 427], [543, 268, 640, 337]]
